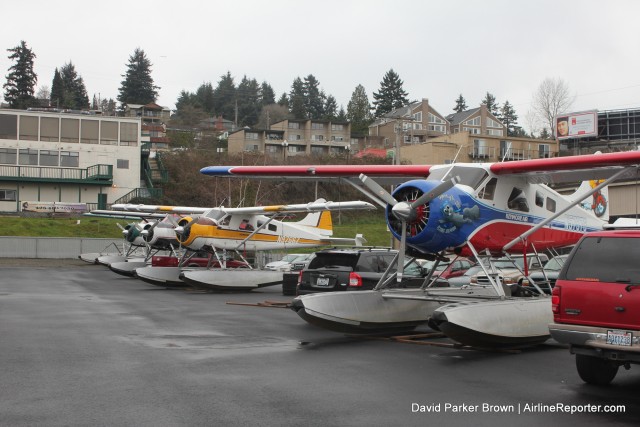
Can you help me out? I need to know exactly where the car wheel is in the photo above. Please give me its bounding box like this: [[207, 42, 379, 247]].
[[575, 354, 619, 385]]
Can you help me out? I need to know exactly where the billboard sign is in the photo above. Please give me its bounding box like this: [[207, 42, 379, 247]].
[[555, 110, 598, 140], [21, 201, 87, 214]]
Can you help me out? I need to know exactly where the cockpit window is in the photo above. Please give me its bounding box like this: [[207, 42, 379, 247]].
[[478, 177, 497, 200], [428, 166, 488, 189], [507, 187, 529, 212]]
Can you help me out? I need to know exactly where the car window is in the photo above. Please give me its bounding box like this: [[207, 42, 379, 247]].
[[563, 237, 640, 283], [358, 254, 395, 273], [309, 253, 358, 269], [544, 256, 566, 271]]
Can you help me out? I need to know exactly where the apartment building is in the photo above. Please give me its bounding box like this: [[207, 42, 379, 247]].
[[124, 102, 171, 151], [227, 118, 352, 159], [0, 109, 142, 212]]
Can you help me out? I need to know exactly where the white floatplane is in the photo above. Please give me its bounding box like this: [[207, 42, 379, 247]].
[[202, 151, 640, 346], [106, 199, 374, 291]]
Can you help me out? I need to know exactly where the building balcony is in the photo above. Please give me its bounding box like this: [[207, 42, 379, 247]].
[[0, 164, 113, 185]]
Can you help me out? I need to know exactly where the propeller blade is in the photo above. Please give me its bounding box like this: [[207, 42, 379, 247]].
[[359, 174, 398, 206], [410, 176, 460, 210], [396, 220, 407, 282]]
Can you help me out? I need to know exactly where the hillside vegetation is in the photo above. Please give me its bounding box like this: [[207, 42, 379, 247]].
[[2, 212, 392, 247]]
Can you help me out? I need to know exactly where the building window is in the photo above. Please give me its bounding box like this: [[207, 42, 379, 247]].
[[331, 136, 344, 142], [487, 129, 503, 136], [464, 116, 481, 126], [0, 114, 17, 139], [311, 122, 324, 130], [289, 145, 306, 153], [428, 124, 446, 132], [0, 148, 17, 164], [19, 148, 38, 165], [288, 122, 300, 129], [312, 135, 324, 141], [19, 115, 39, 140], [40, 117, 60, 142], [39, 150, 59, 166], [120, 122, 138, 146], [539, 144, 550, 158], [288, 134, 301, 140], [331, 124, 344, 131], [245, 132, 259, 140], [311, 146, 324, 155], [100, 121, 118, 145], [117, 159, 129, 169], [81, 119, 99, 144], [266, 146, 278, 154], [486, 117, 502, 128], [413, 112, 423, 122], [61, 118, 80, 143], [463, 127, 480, 134], [0, 189, 16, 201], [428, 113, 445, 124], [60, 151, 79, 167]]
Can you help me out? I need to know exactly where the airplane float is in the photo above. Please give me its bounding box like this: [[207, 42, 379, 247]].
[[201, 150, 640, 347], [101, 199, 374, 290]]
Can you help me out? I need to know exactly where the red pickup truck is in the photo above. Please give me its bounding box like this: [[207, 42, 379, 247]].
[[549, 229, 640, 385]]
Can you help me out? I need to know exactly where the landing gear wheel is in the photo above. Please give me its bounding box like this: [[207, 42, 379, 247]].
[[575, 354, 619, 385]]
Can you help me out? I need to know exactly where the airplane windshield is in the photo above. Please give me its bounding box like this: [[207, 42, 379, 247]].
[[428, 166, 488, 189]]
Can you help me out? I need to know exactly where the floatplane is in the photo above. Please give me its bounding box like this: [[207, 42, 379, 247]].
[[101, 199, 374, 290], [85, 210, 197, 276], [78, 215, 169, 266], [201, 150, 640, 347]]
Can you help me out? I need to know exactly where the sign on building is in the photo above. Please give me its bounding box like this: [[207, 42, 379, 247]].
[[555, 110, 598, 140], [21, 201, 87, 214]]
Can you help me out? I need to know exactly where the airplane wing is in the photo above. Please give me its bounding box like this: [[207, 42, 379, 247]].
[[220, 200, 375, 215], [109, 204, 210, 214], [200, 164, 432, 186], [490, 151, 640, 184], [86, 210, 187, 220]]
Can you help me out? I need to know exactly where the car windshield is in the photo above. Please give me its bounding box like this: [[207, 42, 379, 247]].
[[544, 256, 567, 271], [280, 254, 300, 262]]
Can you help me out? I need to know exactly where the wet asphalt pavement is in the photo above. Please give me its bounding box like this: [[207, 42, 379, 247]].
[[1, 262, 639, 426]]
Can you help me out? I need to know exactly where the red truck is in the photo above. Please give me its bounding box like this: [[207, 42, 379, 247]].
[[549, 229, 640, 385]]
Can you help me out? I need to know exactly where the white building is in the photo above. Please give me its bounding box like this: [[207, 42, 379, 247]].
[[0, 109, 144, 212]]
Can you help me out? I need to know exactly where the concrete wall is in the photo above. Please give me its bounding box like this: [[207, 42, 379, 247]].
[[0, 237, 123, 258]]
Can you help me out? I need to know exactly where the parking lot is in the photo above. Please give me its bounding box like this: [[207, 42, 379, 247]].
[[1, 262, 639, 426]]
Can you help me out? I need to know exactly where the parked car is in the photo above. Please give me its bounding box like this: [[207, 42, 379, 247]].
[[296, 248, 425, 295], [526, 254, 569, 294], [429, 258, 475, 280], [445, 264, 502, 287], [549, 230, 640, 385], [470, 254, 549, 294], [265, 253, 306, 271], [289, 253, 315, 271]]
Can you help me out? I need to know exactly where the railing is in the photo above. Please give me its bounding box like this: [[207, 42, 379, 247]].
[[112, 187, 163, 205], [0, 164, 113, 183]]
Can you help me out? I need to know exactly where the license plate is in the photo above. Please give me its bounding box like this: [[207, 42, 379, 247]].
[[315, 277, 330, 287], [607, 329, 632, 346]]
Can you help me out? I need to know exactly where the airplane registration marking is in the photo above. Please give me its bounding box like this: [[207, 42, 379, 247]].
[[277, 235, 301, 244], [505, 213, 530, 223]]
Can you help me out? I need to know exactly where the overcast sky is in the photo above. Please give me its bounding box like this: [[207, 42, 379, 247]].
[[3, 0, 640, 131]]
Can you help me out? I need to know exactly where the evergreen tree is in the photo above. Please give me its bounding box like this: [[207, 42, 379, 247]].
[[500, 100, 519, 137], [50, 68, 64, 108], [336, 106, 347, 122], [539, 128, 552, 140], [347, 84, 373, 135], [212, 71, 236, 121], [3, 40, 37, 109], [372, 68, 409, 118], [118, 48, 159, 107], [195, 82, 215, 114], [453, 94, 467, 113], [289, 77, 306, 119], [59, 62, 89, 109], [323, 95, 338, 120], [303, 74, 324, 119], [236, 75, 260, 127], [173, 90, 206, 125], [260, 82, 276, 106], [481, 92, 499, 116], [277, 92, 289, 108]]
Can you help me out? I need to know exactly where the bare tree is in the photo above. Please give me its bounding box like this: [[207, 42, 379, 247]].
[[524, 109, 542, 138], [532, 77, 575, 136]]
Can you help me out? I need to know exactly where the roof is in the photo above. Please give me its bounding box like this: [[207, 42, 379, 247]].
[[445, 107, 480, 125]]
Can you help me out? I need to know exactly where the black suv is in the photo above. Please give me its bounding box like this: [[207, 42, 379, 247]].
[[296, 248, 425, 295]]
